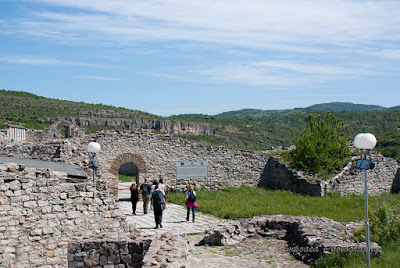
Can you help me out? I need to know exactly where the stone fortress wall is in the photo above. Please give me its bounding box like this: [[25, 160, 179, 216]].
[[0, 120, 399, 198], [1, 120, 399, 198], [77, 130, 269, 198]]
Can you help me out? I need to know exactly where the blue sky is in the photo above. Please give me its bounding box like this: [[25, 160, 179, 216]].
[[1, 0, 399, 116]]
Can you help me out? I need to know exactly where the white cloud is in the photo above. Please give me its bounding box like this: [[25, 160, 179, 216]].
[[154, 59, 378, 86], [10, 0, 400, 55], [77, 75, 120, 81], [0, 55, 107, 67]]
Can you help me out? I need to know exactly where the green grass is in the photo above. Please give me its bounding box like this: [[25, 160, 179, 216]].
[[167, 186, 400, 267], [167, 186, 400, 222], [314, 241, 400, 268], [118, 173, 136, 183]]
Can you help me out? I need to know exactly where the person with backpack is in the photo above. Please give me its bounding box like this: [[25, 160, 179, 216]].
[[140, 178, 152, 214], [151, 184, 166, 229], [185, 184, 198, 222]]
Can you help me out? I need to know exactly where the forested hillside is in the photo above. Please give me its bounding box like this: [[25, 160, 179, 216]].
[[1, 89, 400, 160], [0, 90, 160, 129]]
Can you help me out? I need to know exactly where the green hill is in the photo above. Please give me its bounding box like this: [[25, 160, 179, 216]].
[[305, 102, 387, 112], [0, 89, 161, 129]]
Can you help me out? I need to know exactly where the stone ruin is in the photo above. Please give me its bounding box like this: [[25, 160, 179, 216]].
[[201, 215, 381, 266], [0, 161, 382, 267], [0, 123, 399, 266], [2, 123, 399, 199], [0, 162, 190, 268]]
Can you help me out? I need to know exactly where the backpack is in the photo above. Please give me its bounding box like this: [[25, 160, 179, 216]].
[[188, 191, 196, 202], [141, 184, 151, 196], [155, 191, 164, 206]]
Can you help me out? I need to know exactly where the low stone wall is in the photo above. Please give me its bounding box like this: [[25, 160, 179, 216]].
[[323, 153, 400, 195], [202, 215, 381, 265], [0, 163, 138, 267], [68, 240, 151, 268], [260, 154, 400, 196], [259, 157, 322, 196]]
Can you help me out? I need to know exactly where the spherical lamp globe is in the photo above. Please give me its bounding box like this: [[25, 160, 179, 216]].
[[87, 142, 101, 153], [354, 133, 377, 150]]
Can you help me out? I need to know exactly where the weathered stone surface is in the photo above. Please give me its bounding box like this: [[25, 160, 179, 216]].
[[0, 166, 140, 268], [202, 215, 381, 265], [260, 155, 400, 196]]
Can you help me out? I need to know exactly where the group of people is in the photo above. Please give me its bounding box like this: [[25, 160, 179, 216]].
[[129, 179, 198, 229]]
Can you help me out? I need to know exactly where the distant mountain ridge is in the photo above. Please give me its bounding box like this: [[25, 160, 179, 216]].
[[215, 102, 394, 118]]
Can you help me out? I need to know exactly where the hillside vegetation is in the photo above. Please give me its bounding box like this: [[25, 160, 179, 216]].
[[0, 90, 160, 129], [1, 89, 400, 161]]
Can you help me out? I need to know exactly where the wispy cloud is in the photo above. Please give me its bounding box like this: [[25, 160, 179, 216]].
[[77, 75, 120, 81], [0, 55, 107, 67], [8, 0, 400, 55], [152, 59, 379, 86]]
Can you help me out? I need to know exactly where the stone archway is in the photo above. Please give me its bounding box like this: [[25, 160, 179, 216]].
[[109, 153, 147, 197], [56, 121, 75, 138]]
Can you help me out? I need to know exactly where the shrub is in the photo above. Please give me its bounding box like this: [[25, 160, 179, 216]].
[[353, 204, 400, 244], [289, 112, 351, 173]]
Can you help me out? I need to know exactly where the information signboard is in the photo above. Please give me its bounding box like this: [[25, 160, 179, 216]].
[[176, 161, 208, 179]]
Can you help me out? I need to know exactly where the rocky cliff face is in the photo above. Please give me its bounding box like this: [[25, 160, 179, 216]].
[[39, 117, 216, 135]]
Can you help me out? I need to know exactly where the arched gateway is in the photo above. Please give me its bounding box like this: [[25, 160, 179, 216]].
[[109, 153, 147, 197]]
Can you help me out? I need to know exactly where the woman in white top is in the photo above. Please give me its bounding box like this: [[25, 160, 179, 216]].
[[158, 179, 167, 195]]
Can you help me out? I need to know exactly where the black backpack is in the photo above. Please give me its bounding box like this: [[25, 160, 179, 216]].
[[188, 191, 196, 202], [155, 191, 164, 205], [141, 184, 151, 196]]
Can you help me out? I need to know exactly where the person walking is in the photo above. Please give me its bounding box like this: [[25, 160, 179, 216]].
[[140, 178, 152, 214], [151, 179, 159, 192], [151, 184, 166, 229], [130, 182, 139, 215], [158, 179, 167, 195], [186, 184, 198, 222]]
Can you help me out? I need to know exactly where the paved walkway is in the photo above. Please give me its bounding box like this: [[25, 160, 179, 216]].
[[117, 183, 221, 236]]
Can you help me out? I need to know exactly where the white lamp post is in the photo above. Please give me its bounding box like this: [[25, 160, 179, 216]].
[[354, 133, 377, 267], [87, 142, 101, 183]]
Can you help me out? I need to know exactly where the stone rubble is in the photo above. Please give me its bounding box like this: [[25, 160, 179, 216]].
[[201, 215, 381, 266]]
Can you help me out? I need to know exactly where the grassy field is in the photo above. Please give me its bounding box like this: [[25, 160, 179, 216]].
[[118, 173, 136, 183], [167, 186, 400, 222], [166, 186, 400, 267]]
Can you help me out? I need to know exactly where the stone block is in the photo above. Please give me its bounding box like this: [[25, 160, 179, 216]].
[[107, 254, 120, 264], [68, 260, 84, 267]]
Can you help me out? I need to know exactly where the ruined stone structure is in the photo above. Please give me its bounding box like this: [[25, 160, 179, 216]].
[[1, 124, 26, 141], [2, 122, 400, 198], [0, 163, 140, 267], [75, 130, 268, 199], [0, 162, 384, 267], [260, 154, 400, 196], [202, 215, 381, 265]]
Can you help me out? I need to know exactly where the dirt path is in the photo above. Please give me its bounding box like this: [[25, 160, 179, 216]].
[[186, 235, 309, 268]]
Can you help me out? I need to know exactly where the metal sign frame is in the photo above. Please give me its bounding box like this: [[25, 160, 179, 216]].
[[175, 161, 209, 190]]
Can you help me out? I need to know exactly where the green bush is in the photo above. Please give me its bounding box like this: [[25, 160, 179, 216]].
[[289, 112, 351, 173], [353, 204, 400, 244]]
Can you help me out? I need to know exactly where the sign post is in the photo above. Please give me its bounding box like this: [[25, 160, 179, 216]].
[[176, 161, 208, 191]]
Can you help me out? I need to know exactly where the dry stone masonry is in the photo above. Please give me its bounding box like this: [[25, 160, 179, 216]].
[[2, 125, 400, 198], [0, 163, 140, 267], [260, 154, 400, 196], [201, 215, 381, 265]]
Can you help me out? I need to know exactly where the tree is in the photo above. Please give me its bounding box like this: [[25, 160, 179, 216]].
[[289, 112, 351, 173]]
